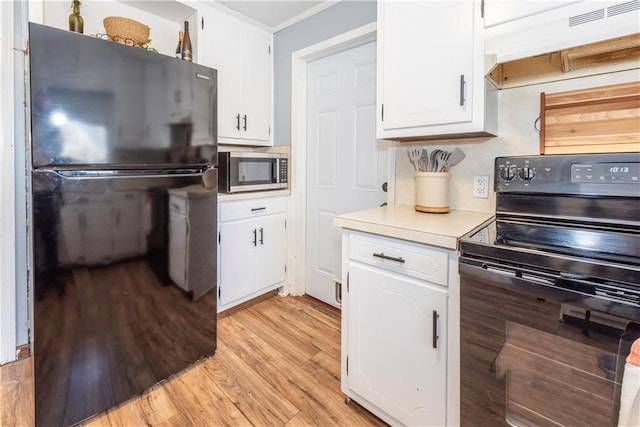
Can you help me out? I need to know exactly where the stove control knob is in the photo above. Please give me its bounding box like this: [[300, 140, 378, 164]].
[[519, 166, 536, 181], [499, 166, 516, 181]]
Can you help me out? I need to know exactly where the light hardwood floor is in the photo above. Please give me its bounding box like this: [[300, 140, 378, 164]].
[[1, 295, 386, 426]]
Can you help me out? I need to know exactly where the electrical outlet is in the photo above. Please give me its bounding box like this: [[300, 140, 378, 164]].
[[472, 175, 490, 198]]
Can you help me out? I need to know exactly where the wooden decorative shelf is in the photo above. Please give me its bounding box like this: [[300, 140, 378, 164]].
[[540, 81, 640, 154]]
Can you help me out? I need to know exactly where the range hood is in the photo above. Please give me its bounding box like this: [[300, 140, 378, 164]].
[[485, 0, 640, 64], [485, 0, 640, 88]]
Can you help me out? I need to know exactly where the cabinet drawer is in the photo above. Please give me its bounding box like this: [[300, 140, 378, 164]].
[[169, 195, 188, 215], [349, 232, 448, 286], [219, 197, 287, 222]]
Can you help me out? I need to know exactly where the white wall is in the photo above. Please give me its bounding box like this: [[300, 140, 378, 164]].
[[393, 68, 640, 213], [273, 0, 376, 146]]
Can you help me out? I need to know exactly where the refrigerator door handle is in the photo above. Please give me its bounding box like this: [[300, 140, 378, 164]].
[[52, 167, 211, 179]]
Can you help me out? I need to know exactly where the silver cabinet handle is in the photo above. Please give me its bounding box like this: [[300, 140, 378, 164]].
[[433, 310, 439, 348], [259, 227, 264, 245], [251, 207, 266, 212], [372, 252, 405, 264], [253, 229, 257, 246], [459, 74, 466, 106], [236, 114, 241, 130], [243, 114, 247, 131]]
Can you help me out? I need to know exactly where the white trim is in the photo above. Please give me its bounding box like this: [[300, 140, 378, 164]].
[[286, 22, 393, 297], [272, 1, 341, 33], [0, 0, 17, 365]]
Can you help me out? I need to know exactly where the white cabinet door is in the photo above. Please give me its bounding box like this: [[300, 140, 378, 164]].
[[347, 261, 448, 426], [240, 25, 271, 142], [219, 217, 258, 307], [380, 1, 474, 131], [198, 6, 272, 145], [256, 213, 286, 290], [377, 0, 496, 140], [200, 6, 243, 141]]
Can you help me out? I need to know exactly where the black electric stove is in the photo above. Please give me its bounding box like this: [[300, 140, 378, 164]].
[[458, 152, 640, 427]]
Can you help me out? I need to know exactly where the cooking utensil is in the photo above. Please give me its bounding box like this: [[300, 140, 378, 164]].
[[408, 147, 422, 172], [429, 149, 441, 172], [447, 148, 466, 168], [419, 148, 429, 172], [437, 150, 449, 172]]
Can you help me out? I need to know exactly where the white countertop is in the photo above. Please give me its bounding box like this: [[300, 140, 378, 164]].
[[334, 204, 494, 250]]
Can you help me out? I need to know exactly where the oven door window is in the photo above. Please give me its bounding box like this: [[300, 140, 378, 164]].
[[231, 158, 275, 186], [461, 277, 639, 427]]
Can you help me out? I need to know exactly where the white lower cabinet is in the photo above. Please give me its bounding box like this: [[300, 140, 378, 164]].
[[218, 196, 287, 312], [342, 230, 458, 426]]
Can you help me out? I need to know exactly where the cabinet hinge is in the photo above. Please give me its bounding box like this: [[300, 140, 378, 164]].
[[381, 104, 384, 122], [346, 356, 349, 375]]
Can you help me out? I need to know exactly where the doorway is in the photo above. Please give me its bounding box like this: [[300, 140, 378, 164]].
[[288, 23, 391, 305], [305, 41, 387, 307]]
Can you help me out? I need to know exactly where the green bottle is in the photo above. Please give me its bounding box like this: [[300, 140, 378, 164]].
[[69, 0, 84, 34]]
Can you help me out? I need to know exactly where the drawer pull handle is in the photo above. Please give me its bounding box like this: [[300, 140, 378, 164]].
[[372, 252, 405, 264], [433, 310, 439, 349], [251, 207, 266, 212]]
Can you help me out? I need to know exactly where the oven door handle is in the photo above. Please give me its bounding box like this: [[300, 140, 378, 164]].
[[459, 257, 640, 317]]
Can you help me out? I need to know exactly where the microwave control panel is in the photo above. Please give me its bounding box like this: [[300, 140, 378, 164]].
[[279, 158, 288, 183]]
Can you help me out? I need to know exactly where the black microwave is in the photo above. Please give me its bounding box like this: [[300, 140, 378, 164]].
[[219, 152, 288, 193]]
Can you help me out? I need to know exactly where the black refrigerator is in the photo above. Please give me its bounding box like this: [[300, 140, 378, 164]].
[[29, 23, 218, 426]]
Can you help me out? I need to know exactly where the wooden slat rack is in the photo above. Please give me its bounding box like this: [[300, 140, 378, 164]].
[[540, 81, 640, 154]]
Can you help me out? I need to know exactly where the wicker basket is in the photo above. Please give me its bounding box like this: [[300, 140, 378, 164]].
[[103, 16, 150, 46]]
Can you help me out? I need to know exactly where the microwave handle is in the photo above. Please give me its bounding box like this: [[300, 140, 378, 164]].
[[273, 160, 279, 183]]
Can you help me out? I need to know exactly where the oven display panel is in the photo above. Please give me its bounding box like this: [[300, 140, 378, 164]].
[[571, 162, 639, 183]]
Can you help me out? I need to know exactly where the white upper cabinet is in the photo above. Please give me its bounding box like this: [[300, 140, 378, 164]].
[[377, 0, 497, 141], [484, 0, 640, 63], [198, 5, 273, 146]]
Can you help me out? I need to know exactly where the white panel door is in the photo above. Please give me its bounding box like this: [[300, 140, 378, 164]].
[[348, 262, 448, 426], [306, 41, 388, 307]]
